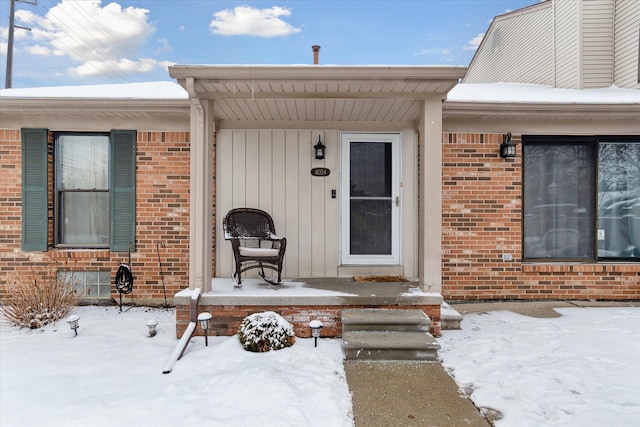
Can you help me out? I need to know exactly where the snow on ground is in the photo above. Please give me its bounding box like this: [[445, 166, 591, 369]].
[[2, 305, 639, 427], [438, 307, 640, 427], [0, 306, 353, 427]]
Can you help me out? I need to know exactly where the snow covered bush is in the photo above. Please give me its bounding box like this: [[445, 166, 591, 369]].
[[237, 311, 296, 352], [1, 259, 80, 329]]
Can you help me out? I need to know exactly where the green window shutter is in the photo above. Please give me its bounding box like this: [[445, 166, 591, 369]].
[[110, 130, 136, 252], [21, 128, 49, 251]]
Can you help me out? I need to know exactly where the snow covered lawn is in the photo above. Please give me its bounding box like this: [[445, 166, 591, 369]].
[[438, 307, 640, 427], [0, 306, 353, 427], [2, 305, 639, 427]]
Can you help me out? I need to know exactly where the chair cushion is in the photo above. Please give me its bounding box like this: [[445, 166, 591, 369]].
[[239, 247, 279, 257]]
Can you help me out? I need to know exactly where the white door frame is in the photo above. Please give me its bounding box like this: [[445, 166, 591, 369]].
[[341, 132, 401, 265]]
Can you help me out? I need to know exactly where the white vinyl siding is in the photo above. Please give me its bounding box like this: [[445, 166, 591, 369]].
[[466, 0, 639, 90], [217, 129, 339, 280], [613, 0, 640, 88], [554, 0, 581, 88], [582, 0, 615, 88], [465, 4, 553, 85], [216, 129, 419, 280]]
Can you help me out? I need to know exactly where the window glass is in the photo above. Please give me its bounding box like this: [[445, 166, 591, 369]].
[[59, 192, 109, 244], [58, 135, 108, 190], [523, 142, 595, 259], [598, 143, 640, 258], [59, 270, 111, 299], [56, 134, 109, 247], [350, 142, 391, 198]]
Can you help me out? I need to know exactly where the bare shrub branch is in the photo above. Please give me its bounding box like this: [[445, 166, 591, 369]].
[[1, 255, 81, 329]]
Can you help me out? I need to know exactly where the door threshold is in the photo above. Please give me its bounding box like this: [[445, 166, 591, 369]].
[[337, 265, 404, 277]]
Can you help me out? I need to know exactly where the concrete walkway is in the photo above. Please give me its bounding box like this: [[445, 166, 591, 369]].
[[345, 360, 490, 427]]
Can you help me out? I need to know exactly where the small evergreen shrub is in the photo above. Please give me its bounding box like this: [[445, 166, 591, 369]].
[[237, 311, 296, 352], [1, 258, 80, 329]]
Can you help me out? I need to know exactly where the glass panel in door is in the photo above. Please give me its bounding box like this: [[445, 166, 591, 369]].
[[349, 142, 392, 254]]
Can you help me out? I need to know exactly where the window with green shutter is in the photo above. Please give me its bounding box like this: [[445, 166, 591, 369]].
[[22, 129, 136, 251], [110, 130, 136, 252], [21, 128, 48, 251]]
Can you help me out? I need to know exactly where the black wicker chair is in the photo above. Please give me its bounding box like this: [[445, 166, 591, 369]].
[[223, 208, 287, 285]]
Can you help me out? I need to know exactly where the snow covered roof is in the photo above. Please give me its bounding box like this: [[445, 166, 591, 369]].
[[448, 82, 640, 104], [0, 81, 187, 99], [1, 77, 638, 126], [2, 80, 637, 104]]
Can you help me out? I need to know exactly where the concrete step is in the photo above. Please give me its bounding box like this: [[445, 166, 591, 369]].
[[342, 308, 431, 333], [343, 331, 440, 361], [441, 302, 463, 330], [341, 308, 440, 361]]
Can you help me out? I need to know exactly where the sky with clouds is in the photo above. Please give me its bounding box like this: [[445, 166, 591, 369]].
[[0, 0, 537, 88]]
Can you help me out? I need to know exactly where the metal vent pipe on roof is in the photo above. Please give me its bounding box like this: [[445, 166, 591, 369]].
[[312, 45, 320, 64]]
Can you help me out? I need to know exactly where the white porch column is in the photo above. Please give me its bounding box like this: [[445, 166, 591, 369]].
[[188, 79, 214, 292], [418, 99, 443, 293]]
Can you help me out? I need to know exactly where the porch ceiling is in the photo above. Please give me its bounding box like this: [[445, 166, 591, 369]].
[[169, 65, 467, 128]]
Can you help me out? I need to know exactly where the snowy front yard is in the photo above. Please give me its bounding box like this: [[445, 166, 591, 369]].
[[438, 307, 640, 426], [0, 306, 353, 427], [1, 305, 638, 426]]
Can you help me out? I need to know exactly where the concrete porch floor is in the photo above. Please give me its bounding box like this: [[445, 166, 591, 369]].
[[174, 277, 444, 338], [194, 277, 443, 306]]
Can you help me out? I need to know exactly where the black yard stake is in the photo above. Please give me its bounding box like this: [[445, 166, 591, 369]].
[[156, 242, 169, 308]]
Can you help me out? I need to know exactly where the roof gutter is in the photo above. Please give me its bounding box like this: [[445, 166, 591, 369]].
[[444, 100, 640, 120]]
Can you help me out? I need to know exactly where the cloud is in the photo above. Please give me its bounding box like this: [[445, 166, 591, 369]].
[[12, 0, 167, 80], [210, 6, 301, 38], [156, 37, 172, 54], [27, 45, 56, 56], [69, 58, 174, 78], [463, 33, 485, 51], [413, 48, 452, 57]]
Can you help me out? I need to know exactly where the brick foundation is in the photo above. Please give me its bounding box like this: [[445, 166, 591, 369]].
[[176, 304, 442, 339]]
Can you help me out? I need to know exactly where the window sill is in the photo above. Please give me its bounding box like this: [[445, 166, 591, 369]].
[[522, 263, 639, 273], [52, 248, 112, 259]]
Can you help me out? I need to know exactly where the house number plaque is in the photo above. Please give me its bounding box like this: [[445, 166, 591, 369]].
[[311, 167, 330, 177]]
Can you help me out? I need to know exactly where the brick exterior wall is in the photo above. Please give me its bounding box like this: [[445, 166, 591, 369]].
[[442, 132, 640, 301], [3, 127, 638, 307], [0, 129, 216, 304]]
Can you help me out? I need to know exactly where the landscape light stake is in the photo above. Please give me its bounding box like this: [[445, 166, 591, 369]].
[[198, 312, 213, 346], [146, 318, 159, 337], [66, 314, 79, 336], [309, 320, 323, 347]]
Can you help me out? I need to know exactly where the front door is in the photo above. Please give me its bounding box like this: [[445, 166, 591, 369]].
[[341, 133, 400, 265]]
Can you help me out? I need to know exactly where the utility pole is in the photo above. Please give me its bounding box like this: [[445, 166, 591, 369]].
[[5, 0, 37, 88]]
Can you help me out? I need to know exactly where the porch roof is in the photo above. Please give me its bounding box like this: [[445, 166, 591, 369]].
[[168, 65, 467, 128]]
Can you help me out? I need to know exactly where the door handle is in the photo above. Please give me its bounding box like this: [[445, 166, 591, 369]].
[[395, 196, 399, 207]]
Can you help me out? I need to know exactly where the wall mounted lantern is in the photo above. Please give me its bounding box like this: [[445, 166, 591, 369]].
[[500, 132, 516, 158], [314, 135, 326, 160]]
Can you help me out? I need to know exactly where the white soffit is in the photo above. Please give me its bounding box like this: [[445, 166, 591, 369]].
[[169, 65, 467, 126]]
